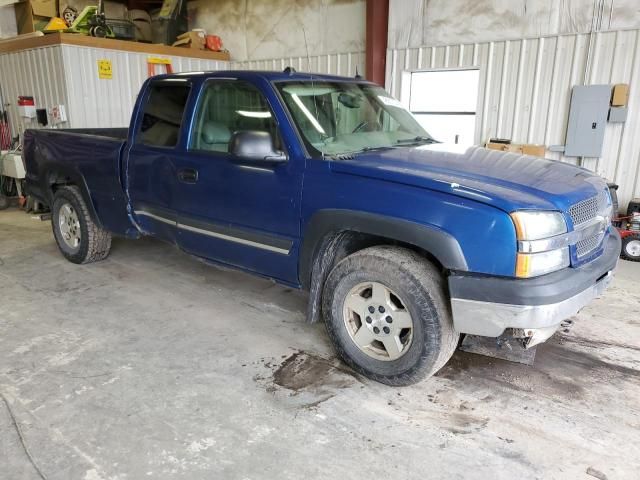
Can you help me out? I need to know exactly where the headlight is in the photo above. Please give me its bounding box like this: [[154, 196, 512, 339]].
[[511, 211, 570, 278], [510, 211, 567, 240]]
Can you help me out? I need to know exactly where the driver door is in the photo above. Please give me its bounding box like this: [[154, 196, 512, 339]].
[[171, 79, 303, 283]]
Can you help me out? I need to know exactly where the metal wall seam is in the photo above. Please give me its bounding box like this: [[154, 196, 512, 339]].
[[0, 46, 70, 139], [59, 44, 230, 128], [230, 52, 365, 79], [387, 28, 640, 208], [1, 44, 230, 134]]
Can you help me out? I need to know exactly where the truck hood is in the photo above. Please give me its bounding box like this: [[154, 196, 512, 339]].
[[329, 144, 607, 213]]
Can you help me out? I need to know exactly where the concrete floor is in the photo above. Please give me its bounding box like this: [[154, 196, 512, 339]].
[[0, 208, 639, 480]]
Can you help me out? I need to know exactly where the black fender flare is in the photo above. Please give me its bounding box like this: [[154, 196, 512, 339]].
[[43, 164, 103, 229], [300, 209, 468, 323]]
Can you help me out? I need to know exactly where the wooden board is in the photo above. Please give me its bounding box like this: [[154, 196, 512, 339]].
[[0, 32, 231, 61]]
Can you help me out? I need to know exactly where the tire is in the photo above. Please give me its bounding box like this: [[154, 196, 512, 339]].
[[322, 246, 459, 386], [626, 198, 640, 217], [92, 25, 108, 38], [51, 186, 112, 264], [621, 233, 640, 262]]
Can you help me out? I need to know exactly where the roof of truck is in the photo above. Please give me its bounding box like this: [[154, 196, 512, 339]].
[[157, 69, 375, 84]]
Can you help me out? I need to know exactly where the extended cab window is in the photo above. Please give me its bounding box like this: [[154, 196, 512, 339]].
[[139, 82, 191, 147], [190, 80, 279, 153]]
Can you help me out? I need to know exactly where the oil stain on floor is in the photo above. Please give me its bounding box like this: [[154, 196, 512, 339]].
[[261, 351, 357, 409]]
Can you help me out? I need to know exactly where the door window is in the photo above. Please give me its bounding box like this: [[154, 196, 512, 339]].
[[190, 80, 279, 153], [139, 82, 191, 147]]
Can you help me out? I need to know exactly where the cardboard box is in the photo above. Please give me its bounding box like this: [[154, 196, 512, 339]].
[[30, 0, 56, 17], [521, 144, 546, 157], [485, 142, 546, 158], [485, 142, 521, 153], [611, 84, 629, 107], [14, 0, 57, 34], [172, 31, 206, 50]]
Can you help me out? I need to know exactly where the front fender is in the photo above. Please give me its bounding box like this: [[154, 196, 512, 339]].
[[299, 209, 468, 288]]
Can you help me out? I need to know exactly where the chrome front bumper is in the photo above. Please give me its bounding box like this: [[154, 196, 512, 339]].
[[448, 229, 620, 344], [450, 270, 614, 338]]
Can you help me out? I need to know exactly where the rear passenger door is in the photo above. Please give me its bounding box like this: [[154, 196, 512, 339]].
[[126, 79, 191, 243], [171, 78, 304, 283]]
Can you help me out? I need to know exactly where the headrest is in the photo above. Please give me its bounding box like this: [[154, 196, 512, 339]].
[[201, 121, 231, 144]]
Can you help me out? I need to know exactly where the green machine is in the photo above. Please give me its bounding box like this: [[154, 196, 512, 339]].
[[46, 1, 135, 40], [67, 2, 114, 38]]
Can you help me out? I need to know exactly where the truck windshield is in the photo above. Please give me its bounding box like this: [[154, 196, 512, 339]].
[[276, 81, 435, 156]]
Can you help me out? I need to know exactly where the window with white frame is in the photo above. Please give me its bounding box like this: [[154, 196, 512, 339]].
[[408, 69, 479, 146]]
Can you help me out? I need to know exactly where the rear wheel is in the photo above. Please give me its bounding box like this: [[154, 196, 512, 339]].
[[621, 233, 640, 262], [51, 186, 112, 264], [322, 246, 459, 386]]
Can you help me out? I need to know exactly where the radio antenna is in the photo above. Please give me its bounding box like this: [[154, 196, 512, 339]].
[[302, 25, 312, 74]]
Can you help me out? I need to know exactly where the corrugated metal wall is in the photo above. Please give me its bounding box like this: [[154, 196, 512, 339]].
[[0, 44, 230, 135], [0, 46, 69, 138], [231, 52, 365, 77], [386, 28, 640, 209], [60, 45, 229, 128]]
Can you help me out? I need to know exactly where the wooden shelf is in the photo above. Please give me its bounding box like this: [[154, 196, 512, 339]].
[[0, 32, 231, 61]]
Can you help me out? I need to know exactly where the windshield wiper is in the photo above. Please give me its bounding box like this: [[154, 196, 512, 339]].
[[324, 145, 394, 160], [359, 145, 395, 152], [396, 136, 439, 146]]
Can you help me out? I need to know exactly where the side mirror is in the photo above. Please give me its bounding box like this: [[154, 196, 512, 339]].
[[228, 130, 287, 164]]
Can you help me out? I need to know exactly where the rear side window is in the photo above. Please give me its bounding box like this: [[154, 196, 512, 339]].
[[139, 83, 191, 147]]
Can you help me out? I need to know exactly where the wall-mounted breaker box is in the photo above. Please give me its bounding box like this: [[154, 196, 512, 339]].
[[609, 106, 628, 123], [563, 85, 611, 157], [51, 104, 67, 124]]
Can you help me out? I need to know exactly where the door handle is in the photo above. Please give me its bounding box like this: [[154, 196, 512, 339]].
[[177, 168, 198, 184]]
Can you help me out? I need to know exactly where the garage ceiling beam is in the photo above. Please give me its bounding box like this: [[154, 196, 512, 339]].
[[365, 0, 389, 86]]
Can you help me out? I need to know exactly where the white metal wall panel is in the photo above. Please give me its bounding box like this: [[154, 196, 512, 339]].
[[0, 44, 230, 136], [386, 29, 640, 208], [60, 45, 230, 128], [231, 52, 365, 77], [0, 46, 69, 138]]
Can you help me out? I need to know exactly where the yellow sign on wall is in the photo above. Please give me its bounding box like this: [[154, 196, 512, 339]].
[[98, 59, 113, 80], [147, 56, 172, 65]]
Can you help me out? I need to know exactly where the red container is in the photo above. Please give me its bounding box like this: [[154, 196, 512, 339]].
[[18, 96, 35, 106], [206, 35, 223, 52]]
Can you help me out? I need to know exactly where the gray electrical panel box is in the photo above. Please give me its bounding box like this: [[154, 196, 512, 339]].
[[564, 85, 611, 157], [608, 106, 628, 123]]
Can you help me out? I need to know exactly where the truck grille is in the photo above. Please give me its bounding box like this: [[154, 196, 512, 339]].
[[569, 189, 610, 259], [576, 232, 604, 257], [569, 190, 608, 226]]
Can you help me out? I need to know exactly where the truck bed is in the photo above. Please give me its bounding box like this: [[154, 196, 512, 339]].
[[23, 128, 137, 237]]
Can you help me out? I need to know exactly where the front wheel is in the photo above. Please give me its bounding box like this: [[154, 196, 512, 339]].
[[322, 246, 459, 386], [51, 186, 112, 264]]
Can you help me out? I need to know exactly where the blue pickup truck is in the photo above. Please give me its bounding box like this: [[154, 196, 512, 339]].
[[24, 70, 620, 385]]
